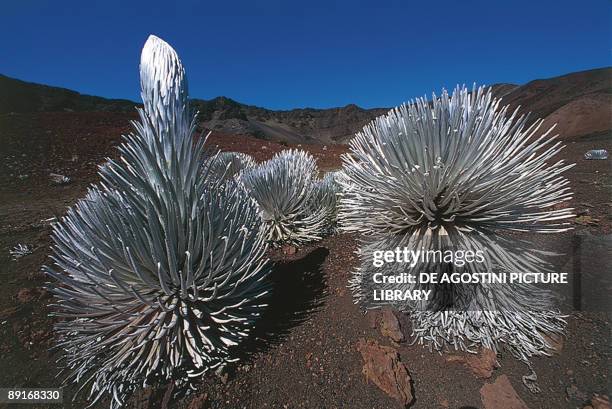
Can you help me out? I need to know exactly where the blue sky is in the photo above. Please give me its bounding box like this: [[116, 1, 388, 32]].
[[1, 0, 610, 109]]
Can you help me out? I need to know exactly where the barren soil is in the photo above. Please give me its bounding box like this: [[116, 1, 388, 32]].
[[0, 112, 610, 409]]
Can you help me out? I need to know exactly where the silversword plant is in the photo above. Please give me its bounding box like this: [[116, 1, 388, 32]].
[[240, 149, 332, 245], [312, 170, 342, 234], [207, 151, 256, 181], [45, 35, 270, 408], [10, 244, 33, 260], [339, 85, 574, 364]]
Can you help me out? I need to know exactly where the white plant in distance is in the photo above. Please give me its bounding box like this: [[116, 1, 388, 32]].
[[339, 85, 574, 363], [10, 244, 33, 260], [207, 151, 256, 181], [240, 149, 332, 245], [45, 35, 271, 408], [312, 170, 343, 233]]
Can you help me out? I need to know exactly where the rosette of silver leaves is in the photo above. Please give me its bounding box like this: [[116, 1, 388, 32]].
[[45, 35, 271, 408], [206, 151, 256, 181], [339, 85, 574, 367], [312, 170, 343, 234], [239, 149, 334, 245]]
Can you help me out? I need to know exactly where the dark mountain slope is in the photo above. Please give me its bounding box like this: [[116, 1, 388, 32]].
[[2, 67, 610, 143], [0, 74, 137, 113]]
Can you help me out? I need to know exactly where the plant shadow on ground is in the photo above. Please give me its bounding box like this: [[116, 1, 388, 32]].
[[116, 248, 331, 409], [97, 247, 331, 409], [232, 246, 330, 363]]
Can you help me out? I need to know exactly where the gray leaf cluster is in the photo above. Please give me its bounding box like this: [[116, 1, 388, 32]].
[[312, 170, 343, 234], [339, 85, 574, 361], [239, 149, 335, 245], [206, 151, 256, 181]]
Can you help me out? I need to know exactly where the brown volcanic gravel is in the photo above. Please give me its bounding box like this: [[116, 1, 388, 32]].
[[0, 111, 609, 408], [0, 111, 346, 192]]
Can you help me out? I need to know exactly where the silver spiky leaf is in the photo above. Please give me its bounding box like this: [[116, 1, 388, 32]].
[[45, 35, 270, 408], [340, 85, 574, 362], [240, 149, 331, 245]]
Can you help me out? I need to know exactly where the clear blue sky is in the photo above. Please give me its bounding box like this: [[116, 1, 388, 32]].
[[1, 0, 610, 110]]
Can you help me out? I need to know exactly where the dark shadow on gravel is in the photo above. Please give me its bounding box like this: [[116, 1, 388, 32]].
[[232, 246, 330, 362], [144, 248, 331, 408]]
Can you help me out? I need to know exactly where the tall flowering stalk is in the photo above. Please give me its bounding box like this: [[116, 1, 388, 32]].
[[45, 35, 271, 408]]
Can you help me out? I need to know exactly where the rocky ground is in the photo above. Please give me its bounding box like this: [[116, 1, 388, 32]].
[[0, 111, 610, 409]]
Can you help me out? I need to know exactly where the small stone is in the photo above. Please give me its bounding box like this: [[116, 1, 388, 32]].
[[446, 348, 498, 379], [49, 172, 71, 185], [356, 339, 413, 406], [282, 245, 297, 255], [575, 215, 600, 226], [366, 310, 379, 329], [380, 309, 404, 343], [305, 352, 313, 364], [480, 375, 528, 409], [591, 394, 610, 409], [542, 333, 564, 355], [566, 384, 588, 402]]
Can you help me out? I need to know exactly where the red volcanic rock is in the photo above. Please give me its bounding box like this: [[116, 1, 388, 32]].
[[542, 332, 565, 355], [356, 339, 413, 407], [590, 394, 611, 409], [480, 375, 529, 409], [282, 245, 297, 255], [380, 309, 405, 343], [446, 348, 499, 379]]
